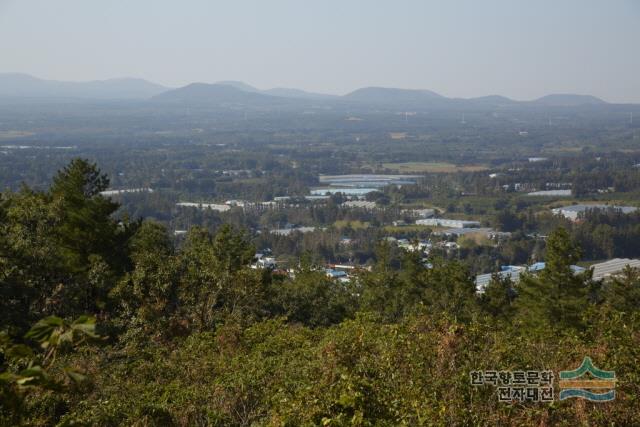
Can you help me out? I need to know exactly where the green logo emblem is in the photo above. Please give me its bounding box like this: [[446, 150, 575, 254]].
[[559, 357, 616, 401]]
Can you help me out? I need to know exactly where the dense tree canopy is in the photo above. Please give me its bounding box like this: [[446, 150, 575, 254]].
[[1, 160, 639, 426]]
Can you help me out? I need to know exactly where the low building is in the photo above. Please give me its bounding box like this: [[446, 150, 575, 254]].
[[475, 262, 586, 293], [398, 239, 431, 252], [342, 200, 376, 209], [407, 208, 435, 218], [225, 199, 248, 207], [590, 258, 640, 281], [254, 257, 277, 269], [436, 227, 494, 237], [527, 189, 572, 197], [319, 174, 421, 187], [552, 204, 638, 221], [475, 269, 523, 293], [176, 202, 231, 212], [270, 226, 316, 236], [251, 253, 277, 270], [416, 218, 481, 228], [100, 188, 154, 196], [310, 188, 377, 197], [305, 195, 330, 201], [487, 230, 513, 240], [325, 269, 350, 283]]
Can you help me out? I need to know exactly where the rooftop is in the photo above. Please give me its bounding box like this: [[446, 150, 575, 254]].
[[590, 258, 640, 281], [552, 204, 637, 214]]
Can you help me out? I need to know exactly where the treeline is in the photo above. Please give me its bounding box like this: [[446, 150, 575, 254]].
[[1, 160, 639, 426], [387, 153, 640, 202]]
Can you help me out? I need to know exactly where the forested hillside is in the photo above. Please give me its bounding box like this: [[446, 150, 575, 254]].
[[1, 160, 639, 426]]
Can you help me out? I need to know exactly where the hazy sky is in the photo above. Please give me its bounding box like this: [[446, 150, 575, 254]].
[[1, 0, 639, 102]]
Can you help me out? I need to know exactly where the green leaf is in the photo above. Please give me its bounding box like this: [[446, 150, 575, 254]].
[[15, 366, 47, 387], [6, 344, 34, 360], [64, 368, 87, 384], [25, 316, 64, 343], [71, 316, 98, 338], [0, 372, 19, 384]]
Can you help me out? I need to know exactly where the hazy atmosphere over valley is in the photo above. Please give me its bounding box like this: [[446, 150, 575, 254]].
[[1, 1, 640, 426]]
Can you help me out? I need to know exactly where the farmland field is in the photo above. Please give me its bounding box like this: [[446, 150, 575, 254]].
[[382, 162, 489, 173]]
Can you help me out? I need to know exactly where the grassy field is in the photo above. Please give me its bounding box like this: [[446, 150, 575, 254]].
[[458, 232, 492, 247], [389, 132, 407, 140], [0, 130, 35, 139], [542, 146, 587, 153], [383, 224, 439, 233], [334, 220, 370, 230], [382, 162, 488, 173]]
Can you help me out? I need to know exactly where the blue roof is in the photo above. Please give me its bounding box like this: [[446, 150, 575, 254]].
[[325, 269, 347, 278], [476, 262, 586, 293], [528, 262, 546, 272]]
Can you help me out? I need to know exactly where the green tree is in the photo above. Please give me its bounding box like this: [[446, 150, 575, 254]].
[[178, 226, 265, 331], [0, 316, 98, 426], [359, 242, 403, 321], [49, 158, 137, 274], [603, 266, 640, 313], [480, 273, 516, 319], [515, 227, 590, 330]]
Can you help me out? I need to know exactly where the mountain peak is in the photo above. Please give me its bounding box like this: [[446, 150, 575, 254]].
[[532, 93, 606, 106], [152, 82, 279, 105], [216, 81, 261, 93], [343, 87, 446, 106]]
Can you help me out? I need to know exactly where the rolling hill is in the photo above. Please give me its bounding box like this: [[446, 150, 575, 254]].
[[0, 73, 614, 109], [531, 94, 606, 106], [152, 83, 283, 105], [0, 73, 168, 100], [343, 87, 446, 105]]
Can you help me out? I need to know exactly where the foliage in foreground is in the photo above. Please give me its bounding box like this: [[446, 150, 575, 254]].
[[1, 159, 640, 426], [17, 312, 639, 426]]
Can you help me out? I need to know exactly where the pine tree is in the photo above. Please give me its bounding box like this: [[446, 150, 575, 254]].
[[515, 227, 589, 330], [604, 266, 640, 313], [49, 158, 136, 274], [480, 273, 516, 319]]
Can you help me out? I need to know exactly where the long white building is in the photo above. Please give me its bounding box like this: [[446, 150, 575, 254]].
[[416, 218, 481, 228], [552, 204, 638, 221], [590, 258, 640, 281], [176, 202, 230, 212]]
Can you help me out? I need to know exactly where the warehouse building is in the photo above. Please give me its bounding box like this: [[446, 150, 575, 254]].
[[416, 218, 481, 228], [552, 204, 637, 221], [590, 258, 640, 281]]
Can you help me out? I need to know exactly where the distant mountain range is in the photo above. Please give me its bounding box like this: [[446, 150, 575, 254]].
[[154, 83, 610, 109], [0, 73, 168, 100], [0, 73, 613, 108]]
